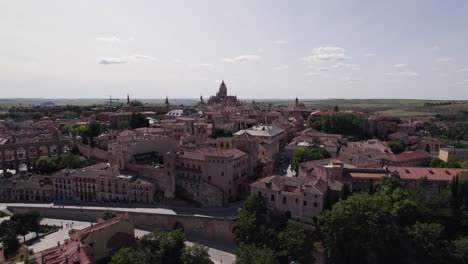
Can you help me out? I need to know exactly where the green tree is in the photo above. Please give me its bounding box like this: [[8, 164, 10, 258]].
[[388, 139, 405, 154], [109, 247, 145, 264], [58, 154, 82, 169], [35, 156, 58, 174], [235, 244, 278, 264], [129, 113, 150, 129], [183, 244, 214, 264], [291, 146, 330, 171], [307, 113, 362, 135], [319, 193, 402, 264], [451, 236, 468, 263], [405, 222, 448, 263], [101, 210, 117, 220], [141, 229, 186, 264], [277, 222, 308, 263]]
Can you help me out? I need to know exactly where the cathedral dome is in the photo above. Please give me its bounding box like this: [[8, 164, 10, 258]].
[[218, 80, 227, 97]]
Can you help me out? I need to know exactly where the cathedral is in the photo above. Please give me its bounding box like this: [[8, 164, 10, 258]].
[[207, 80, 238, 105]]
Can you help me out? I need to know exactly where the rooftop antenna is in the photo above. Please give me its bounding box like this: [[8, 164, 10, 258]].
[[108, 96, 119, 111]]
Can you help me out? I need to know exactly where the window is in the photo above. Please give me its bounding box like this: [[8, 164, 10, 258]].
[[282, 197, 287, 204], [303, 201, 307, 206], [314, 202, 318, 208], [314, 194, 318, 198], [208, 176, 211, 181], [258, 191, 262, 197], [271, 195, 275, 202], [295, 198, 298, 203]]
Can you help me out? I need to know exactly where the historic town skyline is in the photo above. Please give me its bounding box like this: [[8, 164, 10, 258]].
[[1, 0, 468, 100]]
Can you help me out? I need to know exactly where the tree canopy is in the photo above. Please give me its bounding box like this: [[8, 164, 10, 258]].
[[129, 113, 150, 129], [233, 195, 312, 263], [291, 146, 330, 171], [109, 229, 212, 264], [388, 139, 405, 154], [307, 113, 362, 135], [319, 175, 468, 264]]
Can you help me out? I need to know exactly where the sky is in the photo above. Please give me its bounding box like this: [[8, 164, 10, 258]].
[[1, 0, 468, 100]]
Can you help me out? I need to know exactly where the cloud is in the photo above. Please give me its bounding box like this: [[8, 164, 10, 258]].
[[365, 53, 376, 57], [432, 45, 440, 51], [273, 40, 288, 45], [132, 54, 156, 61], [305, 71, 321, 76], [97, 54, 155, 65], [456, 68, 468, 73], [344, 77, 362, 82], [223, 55, 260, 63], [435, 57, 455, 63], [257, 48, 264, 53], [272, 65, 289, 71], [190, 63, 215, 69], [302, 46, 350, 62], [98, 58, 127, 65], [385, 71, 419, 77], [332, 63, 360, 70], [96, 36, 121, 43], [393, 64, 408, 68]]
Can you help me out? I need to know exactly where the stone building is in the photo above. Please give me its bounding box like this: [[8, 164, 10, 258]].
[[176, 147, 249, 206], [207, 80, 238, 105], [250, 175, 327, 224]]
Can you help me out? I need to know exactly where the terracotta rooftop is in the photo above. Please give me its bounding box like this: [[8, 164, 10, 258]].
[[383, 150, 431, 162], [389, 167, 468, 182], [178, 147, 247, 160]]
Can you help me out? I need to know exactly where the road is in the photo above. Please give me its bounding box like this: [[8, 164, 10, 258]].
[[0, 201, 241, 218]]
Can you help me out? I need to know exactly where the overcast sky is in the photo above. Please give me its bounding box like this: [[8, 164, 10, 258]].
[[1, 0, 468, 99]]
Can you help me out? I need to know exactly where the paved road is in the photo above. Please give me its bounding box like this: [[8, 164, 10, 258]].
[[0, 202, 241, 218], [27, 218, 234, 264]]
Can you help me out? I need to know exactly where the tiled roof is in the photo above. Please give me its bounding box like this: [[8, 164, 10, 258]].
[[383, 151, 431, 162], [388, 167, 468, 182], [178, 147, 247, 160]]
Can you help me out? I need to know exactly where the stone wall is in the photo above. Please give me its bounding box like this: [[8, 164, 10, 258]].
[[76, 143, 109, 160], [7, 206, 235, 245]]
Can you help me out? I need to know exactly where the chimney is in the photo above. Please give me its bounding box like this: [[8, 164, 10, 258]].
[[57, 241, 60, 247]]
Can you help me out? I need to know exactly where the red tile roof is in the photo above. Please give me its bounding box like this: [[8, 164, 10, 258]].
[[389, 167, 468, 181], [383, 151, 431, 162]]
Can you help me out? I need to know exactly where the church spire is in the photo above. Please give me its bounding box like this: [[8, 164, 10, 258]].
[[127, 93, 130, 104], [165, 96, 169, 105]]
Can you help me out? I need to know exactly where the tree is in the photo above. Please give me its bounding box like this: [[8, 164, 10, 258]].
[[405, 222, 448, 263], [451, 236, 468, 263], [10, 211, 42, 240], [333, 105, 339, 112], [129, 113, 150, 129], [35, 156, 58, 174], [277, 222, 308, 263], [2, 231, 20, 258], [307, 113, 362, 135], [109, 247, 145, 264], [182, 244, 214, 264], [235, 244, 278, 264], [101, 210, 118, 220], [388, 139, 405, 154], [319, 193, 402, 264], [58, 154, 82, 169], [210, 128, 233, 139], [291, 146, 330, 171], [140, 229, 186, 264]]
